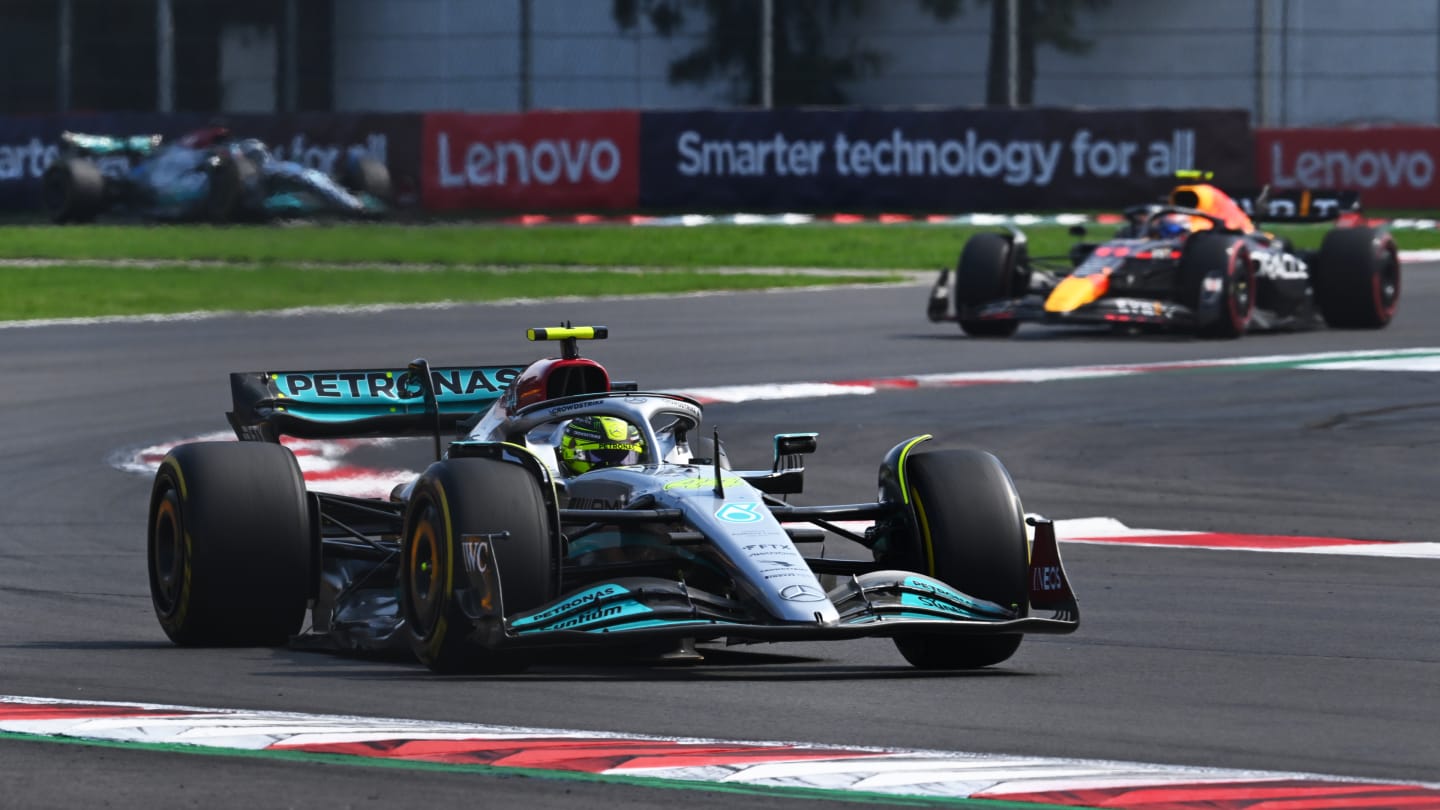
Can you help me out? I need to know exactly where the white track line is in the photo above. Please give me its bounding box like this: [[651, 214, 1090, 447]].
[[3, 695, 1435, 804]]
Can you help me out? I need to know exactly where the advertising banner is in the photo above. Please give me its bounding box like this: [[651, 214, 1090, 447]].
[[0, 113, 421, 213], [639, 108, 1253, 211], [421, 111, 640, 211], [1256, 127, 1439, 209]]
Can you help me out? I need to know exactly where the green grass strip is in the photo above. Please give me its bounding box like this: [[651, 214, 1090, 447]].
[[0, 730, 1080, 809], [0, 224, 974, 269], [2, 222, 1428, 270], [0, 264, 904, 321]]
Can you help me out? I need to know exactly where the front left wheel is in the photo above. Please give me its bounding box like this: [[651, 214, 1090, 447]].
[[1178, 232, 1254, 338], [883, 449, 1029, 669], [342, 155, 392, 202], [147, 442, 312, 646], [953, 233, 1023, 337]]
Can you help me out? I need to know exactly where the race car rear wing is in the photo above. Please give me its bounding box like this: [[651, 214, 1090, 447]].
[[227, 364, 526, 442], [59, 131, 163, 158], [1231, 188, 1362, 222]]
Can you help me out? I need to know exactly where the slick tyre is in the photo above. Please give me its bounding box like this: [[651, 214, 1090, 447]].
[[889, 449, 1029, 669], [1179, 233, 1253, 338], [402, 458, 556, 674], [1313, 227, 1400, 328], [206, 152, 258, 223], [42, 158, 106, 224], [953, 233, 1022, 337], [147, 442, 312, 646], [342, 155, 393, 202]]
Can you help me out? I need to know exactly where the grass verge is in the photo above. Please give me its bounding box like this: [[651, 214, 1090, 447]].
[[2, 219, 1431, 321], [0, 264, 903, 321], [1, 221, 1434, 268]]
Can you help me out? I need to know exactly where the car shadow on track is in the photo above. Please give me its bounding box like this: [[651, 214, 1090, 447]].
[[5, 640, 177, 651], [260, 646, 1036, 682]]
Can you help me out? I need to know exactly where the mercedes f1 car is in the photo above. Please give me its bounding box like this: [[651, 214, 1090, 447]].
[[146, 326, 1079, 673], [927, 179, 1400, 338], [43, 128, 390, 224]]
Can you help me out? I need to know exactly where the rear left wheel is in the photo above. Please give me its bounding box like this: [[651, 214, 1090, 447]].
[[1179, 233, 1253, 338], [42, 157, 106, 224], [342, 155, 392, 202], [147, 442, 311, 646]]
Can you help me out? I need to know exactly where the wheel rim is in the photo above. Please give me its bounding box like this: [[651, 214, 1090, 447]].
[[407, 507, 443, 637], [1229, 249, 1254, 327], [1375, 246, 1400, 316], [150, 489, 184, 616]]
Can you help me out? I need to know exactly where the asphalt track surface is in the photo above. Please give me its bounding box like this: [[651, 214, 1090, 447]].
[[2, 266, 1439, 807]]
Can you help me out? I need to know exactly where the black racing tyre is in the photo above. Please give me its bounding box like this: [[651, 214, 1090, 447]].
[[147, 442, 311, 646], [402, 458, 556, 674], [1312, 227, 1400, 328], [42, 157, 106, 224], [886, 449, 1029, 669], [342, 155, 392, 201], [206, 152, 258, 223], [953, 233, 1021, 337], [1178, 232, 1254, 338]]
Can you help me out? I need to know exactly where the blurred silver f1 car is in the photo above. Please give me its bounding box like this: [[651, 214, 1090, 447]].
[[928, 178, 1399, 338], [147, 326, 1078, 673], [43, 127, 390, 224]]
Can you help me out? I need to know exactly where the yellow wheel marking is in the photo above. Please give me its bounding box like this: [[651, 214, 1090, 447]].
[[908, 485, 937, 575], [427, 483, 457, 650], [154, 465, 192, 627], [894, 435, 932, 505]]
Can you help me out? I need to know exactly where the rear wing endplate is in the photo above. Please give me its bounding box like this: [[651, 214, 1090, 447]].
[[227, 365, 525, 442]]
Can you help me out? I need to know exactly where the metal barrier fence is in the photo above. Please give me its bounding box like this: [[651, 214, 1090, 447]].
[[3, 0, 1437, 127]]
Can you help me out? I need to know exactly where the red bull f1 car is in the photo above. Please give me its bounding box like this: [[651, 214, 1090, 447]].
[[146, 327, 1079, 673], [927, 179, 1400, 338]]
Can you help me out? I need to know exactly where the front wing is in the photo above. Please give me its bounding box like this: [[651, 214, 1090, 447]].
[[965, 293, 1197, 329], [463, 521, 1079, 650]]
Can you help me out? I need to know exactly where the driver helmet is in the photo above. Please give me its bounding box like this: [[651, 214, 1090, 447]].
[[558, 416, 645, 476], [234, 137, 271, 164], [177, 126, 230, 149], [1151, 213, 1193, 239]]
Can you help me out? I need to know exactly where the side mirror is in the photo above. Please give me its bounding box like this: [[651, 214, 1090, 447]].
[[775, 433, 817, 457], [772, 432, 818, 473]]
